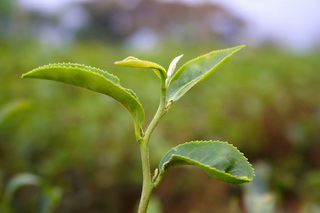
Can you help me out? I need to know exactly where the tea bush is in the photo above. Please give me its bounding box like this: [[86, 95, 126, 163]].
[[1, 40, 319, 212]]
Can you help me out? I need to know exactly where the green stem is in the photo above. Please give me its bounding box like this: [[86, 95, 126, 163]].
[[137, 139, 154, 213], [137, 80, 167, 213]]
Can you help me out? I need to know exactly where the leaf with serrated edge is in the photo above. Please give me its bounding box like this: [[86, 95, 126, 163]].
[[159, 141, 254, 184], [22, 63, 145, 127], [167, 45, 245, 102], [115, 56, 167, 79]]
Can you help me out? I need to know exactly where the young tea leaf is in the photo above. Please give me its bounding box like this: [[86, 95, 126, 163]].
[[167, 45, 245, 103], [115, 56, 167, 80], [159, 141, 254, 184], [21, 63, 145, 128], [166, 54, 183, 87]]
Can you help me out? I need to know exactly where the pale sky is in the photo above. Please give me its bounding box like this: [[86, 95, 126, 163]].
[[162, 0, 320, 50], [18, 0, 320, 51], [210, 0, 320, 50]]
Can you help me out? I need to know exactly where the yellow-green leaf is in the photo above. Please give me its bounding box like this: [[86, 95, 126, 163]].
[[115, 56, 167, 79], [22, 63, 145, 128], [167, 45, 245, 102]]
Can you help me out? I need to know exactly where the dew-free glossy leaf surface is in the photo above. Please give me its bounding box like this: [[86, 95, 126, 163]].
[[115, 56, 167, 79], [159, 141, 254, 184], [22, 63, 145, 127], [167, 45, 245, 102]]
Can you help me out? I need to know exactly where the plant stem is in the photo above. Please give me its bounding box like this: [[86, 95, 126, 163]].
[[137, 81, 167, 213], [137, 139, 154, 213]]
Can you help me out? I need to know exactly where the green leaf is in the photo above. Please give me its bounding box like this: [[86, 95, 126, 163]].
[[115, 56, 167, 79], [0, 100, 31, 126], [159, 141, 254, 184], [22, 63, 145, 128], [167, 45, 245, 102], [5, 173, 40, 200]]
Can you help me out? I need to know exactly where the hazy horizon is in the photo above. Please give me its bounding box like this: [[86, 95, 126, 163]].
[[18, 0, 320, 51]]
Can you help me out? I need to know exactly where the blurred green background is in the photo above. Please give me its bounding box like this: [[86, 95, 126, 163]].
[[1, 0, 320, 212]]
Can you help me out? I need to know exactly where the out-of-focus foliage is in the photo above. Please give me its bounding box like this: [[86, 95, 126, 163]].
[[0, 173, 61, 213], [1, 40, 320, 212], [243, 162, 276, 213]]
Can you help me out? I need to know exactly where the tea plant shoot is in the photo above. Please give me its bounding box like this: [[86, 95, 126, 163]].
[[22, 45, 254, 213]]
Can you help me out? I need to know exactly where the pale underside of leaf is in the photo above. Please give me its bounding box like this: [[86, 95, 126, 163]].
[[22, 63, 145, 127], [159, 141, 254, 184], [115, 56, 167, 79], [167, 45, 245, 102]]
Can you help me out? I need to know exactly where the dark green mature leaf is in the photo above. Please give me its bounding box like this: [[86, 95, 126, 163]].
[[115, 56, 167, 79], [167, 45, 245, 102], [159, 141, 254, 184], [22, 63, 145, 127]]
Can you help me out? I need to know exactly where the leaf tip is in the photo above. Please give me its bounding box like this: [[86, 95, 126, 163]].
[[114, 56, 138, 65], [236, 45, 246, 51], [21, 72, 31, 79]]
